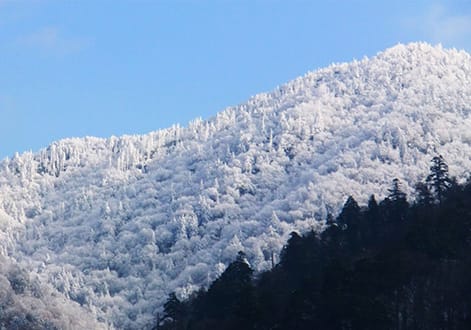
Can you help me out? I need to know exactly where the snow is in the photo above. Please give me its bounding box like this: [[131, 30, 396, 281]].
[[0, 42, 470, 328]]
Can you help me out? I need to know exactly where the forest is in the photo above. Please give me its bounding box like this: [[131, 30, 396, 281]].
[[156, 156, 471, 330]]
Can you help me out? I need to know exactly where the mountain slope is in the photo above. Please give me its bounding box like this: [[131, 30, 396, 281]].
[[0, 42, 470, 328]]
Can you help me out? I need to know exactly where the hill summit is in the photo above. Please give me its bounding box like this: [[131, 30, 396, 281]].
[[0, 42, 470, 328]]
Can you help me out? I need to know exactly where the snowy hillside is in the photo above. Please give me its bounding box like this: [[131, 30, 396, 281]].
[[0, 42, 470, 328]]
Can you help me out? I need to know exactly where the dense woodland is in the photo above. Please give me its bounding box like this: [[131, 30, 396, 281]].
[[157, 156, 471, 330], [0, 44, 469, 327], [0, 43, 469, 328]]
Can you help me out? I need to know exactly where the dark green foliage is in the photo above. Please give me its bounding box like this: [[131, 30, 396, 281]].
[[426, 155, 453, 204], [415, 182, 433, 207], [157, 293, 188, 330], [388, 178, 407, 203], [200, 251, 256, 329], [159, 251, 256, 330], [338, 196, 360, 226], [338, 196, 363, 251], [157, 157, 471, 330], [383, 178, 409, 222]]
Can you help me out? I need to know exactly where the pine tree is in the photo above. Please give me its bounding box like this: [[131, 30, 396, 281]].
[[388, 178, 407, 203], [203, 251, 256, 329], [159, 293, 188, 330], [415, 182, 433, 206], [367, 194, 379, 212], [337, 196, 360, 228], [426, 155, 452, 204], [383, 178, 409, 224], [337, 196, 362, 251], [279, 232, 303, 270], [365, 195, 380, 245]]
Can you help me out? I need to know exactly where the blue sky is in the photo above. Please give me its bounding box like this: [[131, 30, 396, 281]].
[[0, 0, 470, 159]]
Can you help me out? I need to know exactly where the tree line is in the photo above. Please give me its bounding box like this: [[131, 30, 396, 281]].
[[156, 156, 471, 330]]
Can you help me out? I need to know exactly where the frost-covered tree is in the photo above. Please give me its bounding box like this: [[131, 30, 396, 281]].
[[0, 43, 469, 328]]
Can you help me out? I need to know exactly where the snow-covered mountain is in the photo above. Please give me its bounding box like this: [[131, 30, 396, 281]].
[[0, 42, 470, 328]]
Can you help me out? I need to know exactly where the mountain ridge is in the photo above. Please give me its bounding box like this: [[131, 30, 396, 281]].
[[0, 42, 470, 328]]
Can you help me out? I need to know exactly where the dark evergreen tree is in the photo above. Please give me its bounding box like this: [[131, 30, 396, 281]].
[[337, 196, 360, 227], [382, 178, 409, 224], [321, 220, 346, 261], [279, 231, 303, 269], [154, 169, 471, 330], [426, 155, 452, 204], [367, 194, 379, 213], [338, 196, 363, 251], [158, 293, 188, 330], [387, 178, 407, 203], [202, 251, 256, 330], [365, 194, 380, 245], [415, 181, 433, 207]]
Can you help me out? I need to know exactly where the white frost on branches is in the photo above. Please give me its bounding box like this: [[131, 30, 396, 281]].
[[0, 43, 469, 328]]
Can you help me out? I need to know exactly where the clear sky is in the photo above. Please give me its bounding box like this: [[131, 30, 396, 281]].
[[0, 0, 470, 159]]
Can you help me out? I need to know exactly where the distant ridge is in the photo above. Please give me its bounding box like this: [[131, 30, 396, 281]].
[[0, 42, 470, 328]]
